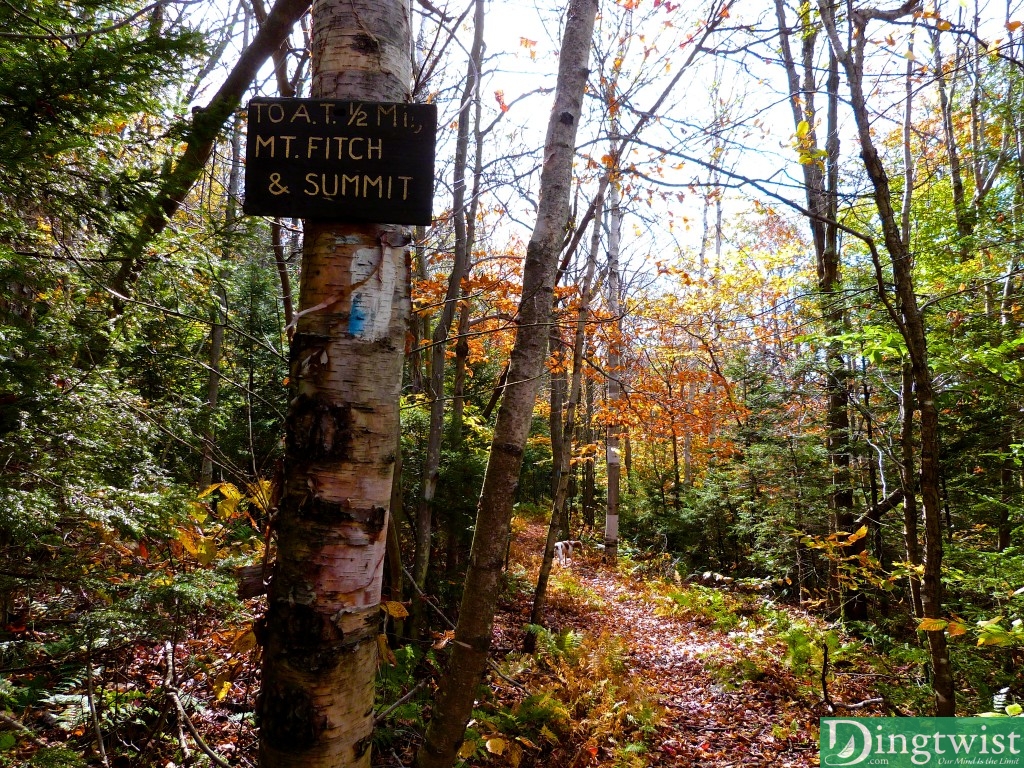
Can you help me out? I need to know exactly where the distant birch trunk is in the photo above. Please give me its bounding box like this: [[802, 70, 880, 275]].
[[604, 158, 622, 562]]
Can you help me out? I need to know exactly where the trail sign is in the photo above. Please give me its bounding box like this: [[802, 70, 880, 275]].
[[243, 98, 436, 225]]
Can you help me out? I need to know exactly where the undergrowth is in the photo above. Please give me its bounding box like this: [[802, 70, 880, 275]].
[[454, 626, 662, 768]]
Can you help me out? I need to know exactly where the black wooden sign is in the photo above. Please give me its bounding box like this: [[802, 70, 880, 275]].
[[243, 99, 437, 225]]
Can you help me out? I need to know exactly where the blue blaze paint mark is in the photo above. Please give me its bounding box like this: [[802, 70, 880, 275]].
[[349, 294, 367, 335]]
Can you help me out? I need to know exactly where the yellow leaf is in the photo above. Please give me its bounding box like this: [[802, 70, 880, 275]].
[[977, 615, 1004, 628], [796, 120, 810, 139], [196, 483, 225, 501], [509, 742, 524, 768], [1007, 20, 1022, 31], [457, 740, 477, 759], [905, 49, 916, 60], [486, 737, 506, 756], [197, 537, 219, 567], [248, 479, 274, 512], [918, 617, 948, 632], [212, 675, 232, 701], [978, 630, 1012, 647], [946, 621, 968, 637], [848, 525, 869, 543], [377, 634, 397, 666], [230, 629, 258, 654], [189, 502, 208, 524], [382, 601, 409, 619], [937, 19, 952, 30], [177, 528, 200, 557], [219, 483, 243, 519]]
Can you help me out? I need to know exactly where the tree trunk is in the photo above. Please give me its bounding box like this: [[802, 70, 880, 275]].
[[415, 3, 597, 764], [257, 1, 412, 766], [525, 187, 602, 653], [549, 323, 567, 503], [582, 376, 596, 528], [272, 219, 295, 335], [201, 100, 246, 488], [410, 1, 484, 639], [774, 0, 857, 620], [819, 1, 954, 716], [604, 155, 623, 562]]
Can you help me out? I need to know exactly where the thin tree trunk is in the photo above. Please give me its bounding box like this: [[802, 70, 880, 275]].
[[775, 0, 857, 620], [819, 0, 954, 716], [410, 2, 485, 640], [900, 363, 925, 619], [272, 220, 295, 335], [257, 1, 412, 765], [525, 186, 603, 654], [202, 93, 247, 487], [582, 376, 596, 528], [415, 4, 597, 764], [604, 154, 623, 562], [549, 323, 567, 502]]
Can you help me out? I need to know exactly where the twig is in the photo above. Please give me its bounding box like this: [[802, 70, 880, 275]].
[[0, 711, 45, 746], [86, 640, 110, 768], [400, 564, 529, 692], [163, 642, 231, 768], [821, 644, 833, 711], [832, 698, 885, 710], [675, 722, 734, 732], [163, 644, 190, 761], [374, 679, 428, 724], [822, 645, 888, 713]]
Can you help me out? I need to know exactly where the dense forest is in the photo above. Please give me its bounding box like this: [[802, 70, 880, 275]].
[[2, 0, 1024, 766]]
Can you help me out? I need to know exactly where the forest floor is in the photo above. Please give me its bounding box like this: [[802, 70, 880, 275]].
[[463, 517, 893, 768], [2, 516, 903, 768]]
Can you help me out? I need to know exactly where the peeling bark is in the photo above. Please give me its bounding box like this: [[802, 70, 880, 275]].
[[257, 1, 413, 766]]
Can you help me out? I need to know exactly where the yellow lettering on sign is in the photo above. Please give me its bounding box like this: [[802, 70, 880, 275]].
[[367, 139, 382, 159], [342, 174, 361, 196], [320, 174, 339, 196], [255, 135, 276, 158], [298, 174, 417, 199], [364, 175, 383, 198], [348, 103, 368, 127], [398, 176, 412, 200], [377, 104, 398, 127], [291, 104, 312, 123], [321, 102, 335, 125], [268, 103, 285, 123]]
